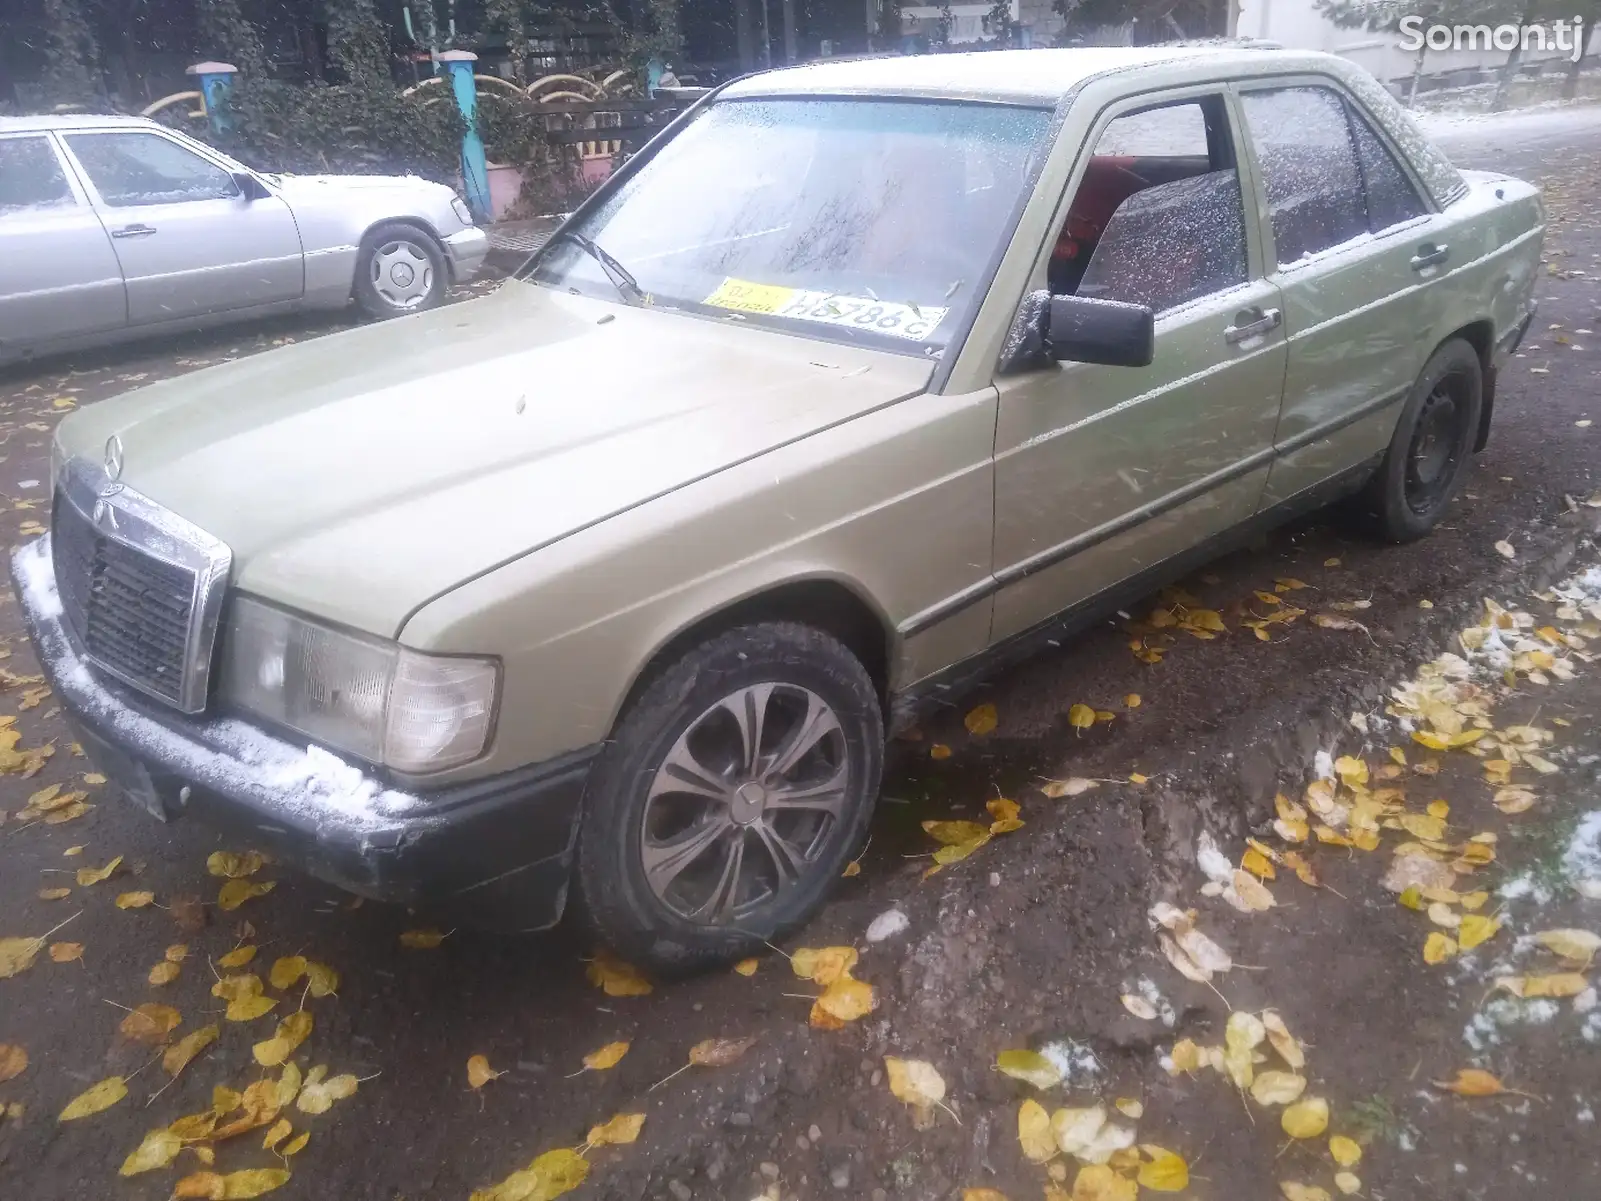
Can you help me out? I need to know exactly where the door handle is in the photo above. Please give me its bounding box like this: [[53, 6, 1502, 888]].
[[111, 224, 157, 238], [1410, 243, 1450, 271], [1224, 306, 1282, 345]]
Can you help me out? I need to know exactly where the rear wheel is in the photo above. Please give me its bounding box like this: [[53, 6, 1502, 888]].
[[1358, 338, 1483, 542], [353, 223, 446, 319], [574, 622, 882, 972]]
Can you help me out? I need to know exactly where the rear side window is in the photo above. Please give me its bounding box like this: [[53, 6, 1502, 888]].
[[0, 137, 74, 214], [1349, 109, 1427, 231], [66, 132, 238, 207], [1240, 87, 1368, 266]]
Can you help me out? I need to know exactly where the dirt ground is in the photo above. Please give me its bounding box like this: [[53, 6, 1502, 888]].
[[1, 118, 1600, 1201]]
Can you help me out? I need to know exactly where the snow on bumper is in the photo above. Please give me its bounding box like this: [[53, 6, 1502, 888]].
[[9, 536, 591, 926]]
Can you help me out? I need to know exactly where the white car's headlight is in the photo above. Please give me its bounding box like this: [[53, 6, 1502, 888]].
[[451, 196, 475, 226], [220, 596, 498, 774]]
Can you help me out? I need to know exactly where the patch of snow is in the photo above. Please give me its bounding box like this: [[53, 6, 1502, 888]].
[[1574, 988, 1597, 1014], [1464, 996, 1561, 1049], [1583, 1010, 1601, 1044], [1499, 874, 1554, 906], [1040, 1040, 1101, 1087], [1578, 1105, 1595, 1123], [1563, 811, 1601, 889], [12, 537, 421, 833], [1398, 1131, 1417, 1152], [13, 539, 62, 619], [1195, 832, 1233, 885], [1312, 749, 1335, 780], [865, 908, 909, 944], [1131, 976, 1176, 1028]]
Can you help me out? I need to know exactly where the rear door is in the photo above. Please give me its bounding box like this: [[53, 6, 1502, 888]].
[[0, 132, 126, 351], [990, 92, 1288, 642], [1235, 81, 1449, 506], [60, 128, 303, 325]]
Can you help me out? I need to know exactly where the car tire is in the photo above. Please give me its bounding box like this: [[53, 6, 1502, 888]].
[[1357, 338, 1483, 543], [353, 223, 447, 319], [573, 622, 883, 973]]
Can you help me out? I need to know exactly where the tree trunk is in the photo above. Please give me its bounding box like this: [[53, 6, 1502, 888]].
[[1407, 45, 1427, 107], [1492, 10, 1533, 112], [1565, 29, 1591, 98], [734, 0, 756, 69], [782, 0, 798, 61]]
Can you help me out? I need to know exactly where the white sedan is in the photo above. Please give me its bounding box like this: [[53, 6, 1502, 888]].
[[0, 113, 489, 367]]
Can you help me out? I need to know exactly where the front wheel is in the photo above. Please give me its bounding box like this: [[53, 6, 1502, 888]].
[[353, 224, 447, 319], [1358, 338, 1483, 542], [574, 622, 883, 973]]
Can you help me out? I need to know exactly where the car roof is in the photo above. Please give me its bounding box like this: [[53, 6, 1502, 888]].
[[0, 113, 158, 134], [719, 45, 1335, 106]]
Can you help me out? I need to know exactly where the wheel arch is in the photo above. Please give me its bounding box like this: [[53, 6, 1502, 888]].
[[352, 217, 450, 290], [1440, 317, 1496, 452], [613, 576, 897, 730]]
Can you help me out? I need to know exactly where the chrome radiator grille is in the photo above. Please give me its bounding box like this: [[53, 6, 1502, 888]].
[[51, 454, 232, 713]]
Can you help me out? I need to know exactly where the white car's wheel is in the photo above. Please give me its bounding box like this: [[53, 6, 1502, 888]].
[[354, 223, 447, 319]]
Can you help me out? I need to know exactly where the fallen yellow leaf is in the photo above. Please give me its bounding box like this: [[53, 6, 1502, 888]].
[[0, 1045, 26, 1083], [1281, 1096, 1330, 1139], [217, 879, 274, 911], [1137, 1145, 1189, 1192], [467, 1054, 504, 1089], [964, 703, 999, 736], [75, 855, 122, 886], [173, 1168, 291, 1198], [1433, 1068, 1508, 1096], [282, 1132, 309, 1156], [1068, 704, 1097, 730], [217, 945, 258, 969], [581, 1041, 630, 1071], [1424, 932, 1458, 964], [1458, 913, 1502, 950], [294, 1066, 358, 1115], [163, 1025, 219, 1077], [1329, 1134, 1362, 1166], [1070, 1162, 1137, 1201], [120, 1003, 181, 1045], [120, 1127, 184, 1175], [585, 1112, 645, 1147], [791, 945, 858, 986], [996, 1049, 1063, 1090], [810, 976, 875, 1026], [885, 1057, 947, 1128], [60, 1076, 128, 1120], [48, 941, 83, 964], [115, 891, 155, 910], [262, 1118, 292, 1152], [468, 1148, 588, 1201], [253, 1011, 313, 1067], [1533, 928, 1600, 967], [1493, 972, 1590, 998], [930, 743, 952, 760], [585, 950, 651, 996], [206, 851, 266, 879], [1280, 1183, 1332, 1201], [733, 957, 759, 976]]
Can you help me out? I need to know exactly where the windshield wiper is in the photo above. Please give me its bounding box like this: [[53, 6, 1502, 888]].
[[551, 231, 645, 304]]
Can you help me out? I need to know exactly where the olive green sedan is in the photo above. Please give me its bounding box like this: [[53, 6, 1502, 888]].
[[14, 45, 1543, 970]]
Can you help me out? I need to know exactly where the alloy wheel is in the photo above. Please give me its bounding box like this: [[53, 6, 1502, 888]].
[[639, 683, 850, 925]]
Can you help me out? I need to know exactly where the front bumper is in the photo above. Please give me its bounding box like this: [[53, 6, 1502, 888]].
[[11, 538, 593, 932], [443, 226, 490, 281]]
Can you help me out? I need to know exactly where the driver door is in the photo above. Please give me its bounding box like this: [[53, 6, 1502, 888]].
[[990, 91, 1287, 642]]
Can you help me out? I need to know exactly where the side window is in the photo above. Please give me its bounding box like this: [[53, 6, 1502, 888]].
[[1348, 108, 1427, 232], [65, 132, 238, 207], [1239, 87, 1368, 266], [0, 137, 75, 214], [1052, 97, 1247, 314]]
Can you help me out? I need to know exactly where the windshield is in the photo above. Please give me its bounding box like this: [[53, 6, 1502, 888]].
[[526, 98, 1052, 351]]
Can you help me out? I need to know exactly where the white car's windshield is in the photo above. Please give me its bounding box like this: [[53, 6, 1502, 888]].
[[526, 97, 1052, 351]]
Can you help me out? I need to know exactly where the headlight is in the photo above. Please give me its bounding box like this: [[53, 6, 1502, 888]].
[[219, 596, 498, 774], [451, 196, 475, 226]]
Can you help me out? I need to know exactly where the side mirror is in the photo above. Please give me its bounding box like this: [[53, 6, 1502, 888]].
[[231, 172, 270, 201], [1045, 294, 1155, 368]]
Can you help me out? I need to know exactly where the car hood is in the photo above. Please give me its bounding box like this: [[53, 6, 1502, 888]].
[[54, 283, 933, 639]]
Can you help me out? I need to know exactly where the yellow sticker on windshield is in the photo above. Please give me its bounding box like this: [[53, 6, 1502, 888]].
[[704, 277, 948, 342], [703, 277, 797, 314]]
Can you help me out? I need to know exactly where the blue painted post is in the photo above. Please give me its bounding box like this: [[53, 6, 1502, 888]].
[[185, 61, 239, 136], [436, 50, 491, 223]]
